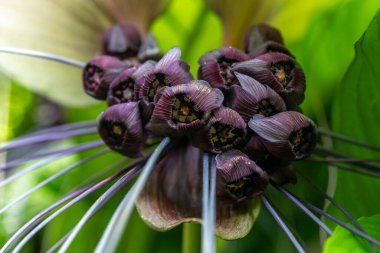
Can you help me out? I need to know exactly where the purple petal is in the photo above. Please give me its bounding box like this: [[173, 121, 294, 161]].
[[136, 139, 261, 239], [155, 47, 181, 72]]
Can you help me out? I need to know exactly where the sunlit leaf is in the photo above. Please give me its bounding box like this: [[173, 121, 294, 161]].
[[324, 214, 380, 253], [332, 11, 380, 217]]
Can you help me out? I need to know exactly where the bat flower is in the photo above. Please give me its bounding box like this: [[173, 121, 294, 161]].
[[244, 24, 284, 54], [231, 52, 306, 109], [248, 41, 294, 59], [82, 55, 128, 100], [248, 111, 317, 160], [229, 72, 286, 122], [102, 23, 142, 59], [191, 106, 247, 153], [97, 101, 146, 157], [139, 47, 194, 110], [136, 138, 261, 240], [198, 47, 249, 89], [215, 149, 269, 203], [107, 60, 156, 106], [148, 81, 224, 136]]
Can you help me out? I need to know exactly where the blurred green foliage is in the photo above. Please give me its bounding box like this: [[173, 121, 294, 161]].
[[0, 0, 380, 252]]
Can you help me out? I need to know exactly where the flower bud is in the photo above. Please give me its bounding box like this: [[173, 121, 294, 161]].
[[97, 102, 146, 157], [198, 47, 249, 89], [244, 24, 284, 53], [232, 52, 306, 108], [148, 81, 224, 136], [248, 111, 317, 160], [83, 55, 127, 99], [137, 32, 163, 62], [102, 24, 142, 59], [216, 150, 269, 202], [248, 41, 293, 59], [191, 107, 246, 153]]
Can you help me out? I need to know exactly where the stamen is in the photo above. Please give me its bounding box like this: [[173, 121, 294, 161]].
[[94, 137, 171, 253], [270, 61, 293, 87], [58, 166, 142, 252], [260, 195, 307, 253], [0, 47, 85, 68], [0, 128, 97, 152], [275, 186, 332, 235], [147, 73, 167, 101], [171, 94, 203, 123], [0, 141, 103, 187], [1, 140, 104, 171], [0, 149, 109, 214]]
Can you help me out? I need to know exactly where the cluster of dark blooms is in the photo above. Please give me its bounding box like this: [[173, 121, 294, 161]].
[[84, 23, 317, 209]]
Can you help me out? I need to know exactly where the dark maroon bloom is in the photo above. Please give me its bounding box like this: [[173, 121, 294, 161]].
[[198, 47, 249, 89], [148, 81, 224, 136], [248, 111, 317, 160], [215, 150, 269, 203], [191, 106, 246, 153], [137, 33, 163, 62], [232, 52, 306, 108], [102, 24, 142, 59], [248, 41, 294, 59], [244, 24, 284, 53], [230, 73, 286, 122], [139, 47, 194, 109], [97, 102, 146, 157], [82, 55, 127, 100], [137, 139, 260, 240], [107, 61, 156, 106]]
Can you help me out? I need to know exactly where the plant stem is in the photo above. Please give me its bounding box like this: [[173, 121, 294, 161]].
[[182, 223, 201, 253]]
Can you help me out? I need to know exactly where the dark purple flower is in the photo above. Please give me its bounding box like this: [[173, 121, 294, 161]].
[[248, 41, 294, 59], [248, 111, 317, 160], [137, 32, 164, 62], [198, 47, 249, 89], [230, 73, 286, 122], [136, 139, 261, 240], [102, 23, 142, 59], [97, 102, 146, 157], [107, 60, 156, 106], [215, 150, 269, 203], [244, 24, 284, 53], [139, 47, 194, 106], [232, 52, 306, 108], [148, 81, 224, 136], [191, 106, 246, 153], [82, 55, 127, 100]]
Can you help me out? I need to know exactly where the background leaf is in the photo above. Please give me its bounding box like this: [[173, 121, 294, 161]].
[[331, 10, 380, 218], [323, 214, 380, 253]]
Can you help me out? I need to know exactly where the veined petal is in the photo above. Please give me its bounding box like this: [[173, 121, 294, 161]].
[[136, 139, 261, 240], [0, 0, 170, 106]]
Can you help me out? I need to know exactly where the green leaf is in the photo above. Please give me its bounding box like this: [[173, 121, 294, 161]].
[[324, 214, 380, 253], [331, 11, 380, 217]]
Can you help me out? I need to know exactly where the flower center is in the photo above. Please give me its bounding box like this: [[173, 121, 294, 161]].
[[256, 99, 277, 116], [289, 126, 312, 154], [111, 78, 136, 102], [147, 73, 167, 102], [219, 57, 238, 86], [171, 94, 203, 123], [100, 121, 127, 148], [84, 64, 103, 92], [270, 61, 293, 88], [210, 123, 243, 149], [226, 175, 256, 200]]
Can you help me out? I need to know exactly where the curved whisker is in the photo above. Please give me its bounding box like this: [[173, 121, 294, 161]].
[[94, 137, 171, 253], [274, 185, 333, 235], [0, 47, 85, 68], [294, 195, 380, 247], [57, 166, 142, 252], [0, 149, 109, 214], [0, 128, 97, 152], [260, 195, 308, 253], [0, 141, 104, 187], [20, 121, 97, 138], [318, 128, 380, 152]]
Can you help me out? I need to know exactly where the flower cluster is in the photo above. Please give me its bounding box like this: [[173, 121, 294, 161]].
[[82, 23, 317, 238]]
